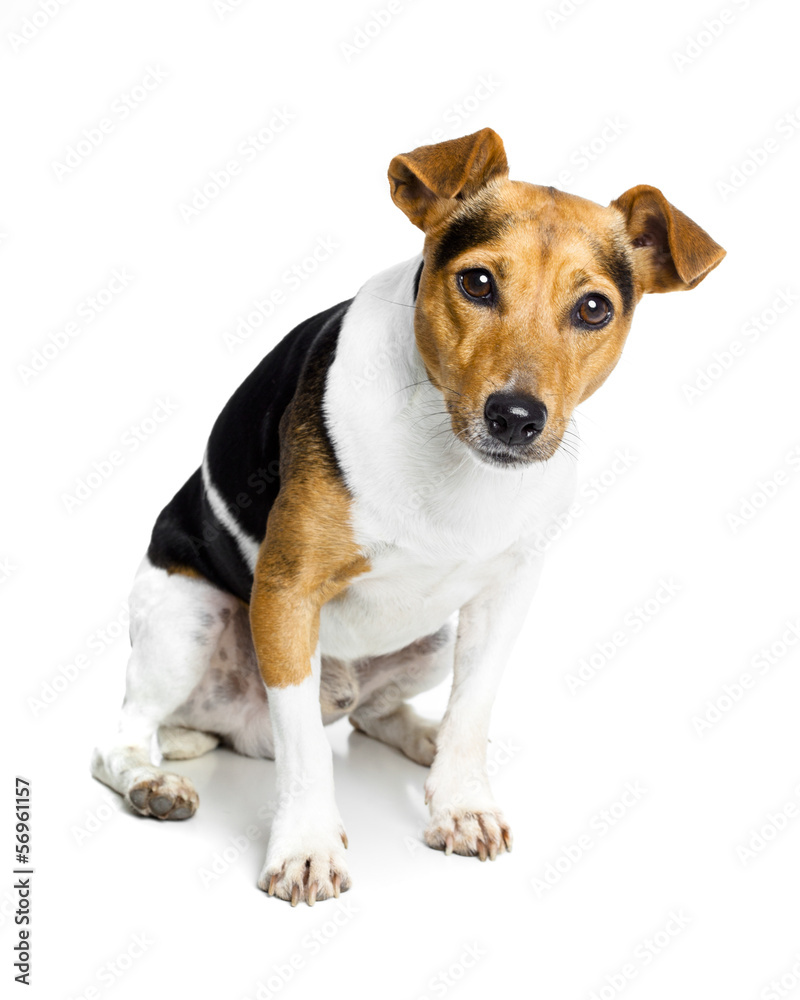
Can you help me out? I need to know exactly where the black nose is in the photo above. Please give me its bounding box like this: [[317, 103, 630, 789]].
[[484, 392, 548, 446]]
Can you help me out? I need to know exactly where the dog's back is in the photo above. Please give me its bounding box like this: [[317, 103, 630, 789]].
[[91, 127, 724, 906]]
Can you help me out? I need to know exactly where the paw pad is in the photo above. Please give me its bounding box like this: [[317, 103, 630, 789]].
[[126, 773, 199, 820]]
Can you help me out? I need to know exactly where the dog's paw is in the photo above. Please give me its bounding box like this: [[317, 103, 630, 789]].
[[257, 830, 351, 906], [126, 772, 199, 820], [406, 723, 438, 767], [424, 807, 512, 861], [349, 704, 439, 767]]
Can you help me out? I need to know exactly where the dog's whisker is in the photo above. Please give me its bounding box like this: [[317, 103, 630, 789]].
[[409, 411, 452, 432], [364, 291, 416, 309], [94, 122, 725, 907]]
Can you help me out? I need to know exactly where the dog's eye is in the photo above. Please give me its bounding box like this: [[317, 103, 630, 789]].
[[575, 293, 612, 328], [458, 268, 495, 304]]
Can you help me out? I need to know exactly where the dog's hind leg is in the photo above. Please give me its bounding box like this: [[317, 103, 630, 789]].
[[91, 558, 237, 820], [349, 620, 456, 766], [157, 726, 220, 760]]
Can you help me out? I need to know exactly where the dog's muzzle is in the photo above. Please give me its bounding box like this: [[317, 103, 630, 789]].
[[484, 392, 548, 446]]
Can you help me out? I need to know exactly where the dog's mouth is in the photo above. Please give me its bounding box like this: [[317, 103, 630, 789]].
[[440, 395, 566, 468], [456, 425, 563, 469]]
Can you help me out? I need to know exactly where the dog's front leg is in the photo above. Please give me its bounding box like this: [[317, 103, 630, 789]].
[[250, 519, 366, 905], [424, 547, 543, 860], [257, 640, 349, 905]]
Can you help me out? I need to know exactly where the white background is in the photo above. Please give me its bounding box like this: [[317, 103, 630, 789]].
[[3, 0, 799, 997]]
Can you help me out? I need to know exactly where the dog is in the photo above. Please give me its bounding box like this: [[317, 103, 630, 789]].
[[91, 127, 725, 906]]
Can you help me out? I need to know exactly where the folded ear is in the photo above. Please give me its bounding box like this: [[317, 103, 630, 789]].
[[611, 184, 726, 293], [388, 127, 509, 231]]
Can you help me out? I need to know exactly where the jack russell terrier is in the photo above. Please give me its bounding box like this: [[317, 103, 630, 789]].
[[91, 128, 725, 905]]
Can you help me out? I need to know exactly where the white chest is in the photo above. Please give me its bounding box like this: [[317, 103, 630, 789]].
[[319, 542, 503, 660], [318, 256, 577, 661]]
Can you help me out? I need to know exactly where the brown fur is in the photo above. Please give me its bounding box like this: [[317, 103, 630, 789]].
[[252, 129, 725, 686], [249, 327, 370, 689], [388, 129, 726, 462], [166, 564, 205, 580], [611, 184, 726, 292], [388, 127, 509, 231]]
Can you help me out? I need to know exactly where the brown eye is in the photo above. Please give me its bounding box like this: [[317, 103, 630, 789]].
[[576, 293, 612, 327], [458, 268, 495, 304]]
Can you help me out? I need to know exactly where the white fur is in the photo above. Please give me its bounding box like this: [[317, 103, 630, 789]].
[[91, 559, 239, 819], [202, 452, 260, 570], [258, 653, 351, 901], [93, 255, 579, 899], [322, 256, 577, 857], [321, 255, 576, 660]]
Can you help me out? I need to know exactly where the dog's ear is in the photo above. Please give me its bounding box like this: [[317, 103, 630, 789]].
[[388, 128, 509, 231], [611, 184, 726, 293]]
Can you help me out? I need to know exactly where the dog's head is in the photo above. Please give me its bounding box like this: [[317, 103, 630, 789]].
[[388, 128, 725, 467]]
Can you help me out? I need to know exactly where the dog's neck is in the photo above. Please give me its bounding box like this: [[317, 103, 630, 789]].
[[323, 256, 578, 557]]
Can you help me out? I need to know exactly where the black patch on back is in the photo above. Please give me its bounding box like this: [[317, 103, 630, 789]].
[[147, 299, 352, 602], [432, 205, 510, 271]]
